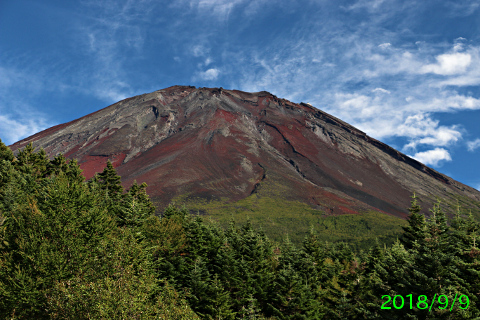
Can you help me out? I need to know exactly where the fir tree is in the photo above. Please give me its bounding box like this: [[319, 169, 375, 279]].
[[0, 144, 199, 319], [0, 138, 14, 162], [401, 192, 428, 250], [449, 207, 480, 318], [96, 160, 123, 197], [117, 181, 155, 230], [0, 163, 115, 318], [14, 143, 49, 178]]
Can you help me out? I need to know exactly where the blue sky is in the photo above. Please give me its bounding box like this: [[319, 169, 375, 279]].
[[1, 0, 479, 190]]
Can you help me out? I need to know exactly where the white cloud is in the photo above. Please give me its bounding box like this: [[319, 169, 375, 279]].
[[175, 0, 267, 21], [435, 47, 480, 87], [0, 64, 53, 144], [226, 32, 479, 162], [372, 87, 390, 94], [415, 126, 462, 147], [0, 115, 49, 145], [412, 148, 452, 167], [198, 68, 220, 81], [362, 49, 425, 77], [445, 0, 480, 16], [467, 138, 480, 152], [421, 52, 472, 75], [194, 0, 241, 19], [73, 0, 157, 103], [330, 92, 467, 147], [378, 43, 391, 49], [397, 113, 462, 147], [346, 0, 386, 11], [453, 37, 467, 52], [192, 45, 209, 57]]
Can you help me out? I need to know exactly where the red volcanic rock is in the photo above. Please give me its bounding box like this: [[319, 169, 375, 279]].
[[10, 85, 480, 217]]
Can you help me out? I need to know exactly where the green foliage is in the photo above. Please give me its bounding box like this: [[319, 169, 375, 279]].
[[174, 193, 406, 250], [401, 192, 428, 250], [0, 139, 14, 162], [0, 169, 115, 317], [117, 181, 155, 230], [0, 144, 196, 319], [96, 160, 124, 196], [1, 142, 480, 319], [356, 195, 480, 319], [46, 228, 199, 319]]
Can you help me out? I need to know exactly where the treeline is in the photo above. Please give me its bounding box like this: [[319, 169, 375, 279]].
[[0, 139, 479, 319]]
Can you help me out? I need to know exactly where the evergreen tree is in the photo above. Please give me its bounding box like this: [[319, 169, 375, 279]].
[[401, 192, 428, 250], [0, 144, 199, 319], [45, 153, 68, 177], [117, 181, 155, 230], [46, 228, 200, 319], [449, 207, 480, 318], [7, 141, 480, 320], [357, 239, 413, 319], [14, 143, 49, 178], [0, 138, 14, 162], [0, 166, 115, 318], [96, 160, 123, 196]]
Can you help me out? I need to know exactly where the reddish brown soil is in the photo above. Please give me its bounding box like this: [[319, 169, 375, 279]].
[[10, 85, 480, 217]]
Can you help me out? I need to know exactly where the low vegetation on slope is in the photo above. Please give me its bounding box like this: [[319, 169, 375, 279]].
[[1, 139, 479, 319], [173, 192, 406, 251]]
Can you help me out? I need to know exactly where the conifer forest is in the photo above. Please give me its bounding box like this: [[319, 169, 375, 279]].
[[0, 139, 479, 319]]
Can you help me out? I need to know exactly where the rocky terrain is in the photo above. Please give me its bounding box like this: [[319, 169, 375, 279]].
[[10, 85, 480, 218]]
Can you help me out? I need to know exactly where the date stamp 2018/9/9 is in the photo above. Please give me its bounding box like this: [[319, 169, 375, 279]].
[[381, 294, 469, 312]]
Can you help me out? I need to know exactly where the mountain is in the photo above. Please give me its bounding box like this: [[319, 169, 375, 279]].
[[9, 86, 480, 243]]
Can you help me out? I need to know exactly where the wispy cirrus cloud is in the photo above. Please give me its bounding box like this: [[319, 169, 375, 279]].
[[467, 139, 480, 152], [0, 115, 49, 145], [0, 64, 52, 145], [205, 3, 479, 168], [444, 0, 480, 17], [173, 0, 272, 21], [345, 0, 386, 12], [74, 0, 157, 102], [0, 0, 156, 144]]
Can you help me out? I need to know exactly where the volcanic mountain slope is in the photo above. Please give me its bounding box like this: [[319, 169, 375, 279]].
[[10, 86, 480, 220]]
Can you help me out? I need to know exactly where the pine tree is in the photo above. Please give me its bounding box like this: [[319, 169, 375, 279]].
[[389, 201, 455, 319], [46, 228, 200, 319], [96, 160, 123, 197], [0, 144, 204, 319], [117, 181, 155, 230], [14, 143, 49, 178], [401, 192, 428, 250], [357, 239, 414, 319], [45, 154, 68, 177], [449, 207, 480, 318], [0, 138, 14, 162], [0, 155, 115, 318]]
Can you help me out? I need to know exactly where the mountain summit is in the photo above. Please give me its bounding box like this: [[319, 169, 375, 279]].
[[10, 86, 480, 218]]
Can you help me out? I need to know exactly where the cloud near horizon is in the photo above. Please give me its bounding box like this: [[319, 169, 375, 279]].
[[0, 115, 48, 146], [196, 68, 220, 81], [412, 148, 453, 167]]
